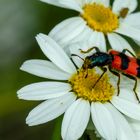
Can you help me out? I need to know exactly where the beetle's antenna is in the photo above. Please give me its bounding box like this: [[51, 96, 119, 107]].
[[71, 54, 89, 78], [71, 54, 84, 61]]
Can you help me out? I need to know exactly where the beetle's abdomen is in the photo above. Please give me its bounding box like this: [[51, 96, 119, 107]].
[[110, 50, 140, 78]]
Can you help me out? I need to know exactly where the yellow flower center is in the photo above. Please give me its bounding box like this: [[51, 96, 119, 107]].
[[82, 3, 119, 33], [69, 69, 115, 103]]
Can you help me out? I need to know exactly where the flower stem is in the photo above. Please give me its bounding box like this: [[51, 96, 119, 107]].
[[84, 130, 100, 140], [52, 116, 62, 140]]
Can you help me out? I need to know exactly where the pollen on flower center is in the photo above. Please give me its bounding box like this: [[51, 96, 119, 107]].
[[69, 69, 115, 103], [82, 3, 119, 33]]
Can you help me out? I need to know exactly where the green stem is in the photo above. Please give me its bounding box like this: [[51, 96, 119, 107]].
[[79, 130, 95, 140], [86, 130, 95, 140], [52, 116, 62, 140], [83, 130, 100, 140]]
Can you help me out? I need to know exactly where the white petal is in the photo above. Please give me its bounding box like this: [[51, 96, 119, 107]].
[[126, 117, 140, 131], [119, 75, 139, 103], [88, 31, 106, 52], [40, 0, 63, 7], [136, 80, 140, 96], [105, 103, 136, 140], [91, 102, 117, 140], [134, 40, 140, 46], [70, 26, 93, 44], [40, 0, 83, 12], [59, 0, 83, 13], [123, 12, 140, 29], [36, 34, 76, 74], [17, 82, 71, 100], [62, 98, 90, 140], [49, 17, 86, 47], [93, 0, 110, 7], [75, 0, 93, 7], [26, 92, 76, 126], [113, 0, 137, 15], [135, 132, 140, 140], [74, 0, 84, 7], [118, 86, 137, 103], [20, 59, 71, 80], [111, 96, 140, 121], [108, 33, 135, 56], [116, 23, 140, 42], [68, 26, 107, 51]]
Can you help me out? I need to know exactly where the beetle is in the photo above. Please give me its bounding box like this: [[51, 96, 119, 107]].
[[72, 47, 140, 102]]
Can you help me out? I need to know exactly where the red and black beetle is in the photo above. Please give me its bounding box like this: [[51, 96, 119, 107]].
[[72, 47, 140, 102]]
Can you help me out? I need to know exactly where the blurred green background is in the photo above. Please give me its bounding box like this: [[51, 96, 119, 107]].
[[0, 0, 140, 140], [0, 0, 77, 139]]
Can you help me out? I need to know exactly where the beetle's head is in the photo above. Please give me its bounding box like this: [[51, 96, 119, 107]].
[[82, 57, 92, 70]]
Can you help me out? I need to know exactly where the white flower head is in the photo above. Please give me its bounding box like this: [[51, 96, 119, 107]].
[[42, 0, 140, 53], [17, 34, 140, 140]]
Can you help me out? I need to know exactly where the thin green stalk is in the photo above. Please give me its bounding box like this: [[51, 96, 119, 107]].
[[52, 116, 63, 140]]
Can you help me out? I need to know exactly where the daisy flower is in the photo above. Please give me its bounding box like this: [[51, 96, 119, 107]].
[[41, 0, 140, 53], [17, 34, 140, 140]]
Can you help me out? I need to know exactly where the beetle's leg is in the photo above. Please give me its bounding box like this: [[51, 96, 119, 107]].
[[92, 67, 107, 88], [109, 67, 120, 96], [122, 49, 136, 58], [133, 77, 140, 103], [122, 74, 140, 103], [85, 69, 88, 78], [79, 46, 100, 54]]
